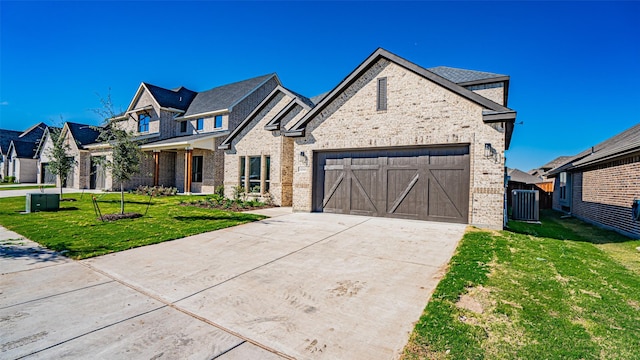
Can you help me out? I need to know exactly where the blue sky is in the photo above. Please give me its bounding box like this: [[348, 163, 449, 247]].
[[1, 1, 638, 171]]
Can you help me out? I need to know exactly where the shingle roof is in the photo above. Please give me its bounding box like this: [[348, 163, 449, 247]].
[[309, 91, 329, 105], [182, 74, 276, 118], [67, 122, 102, 146], [427, 66, 507, 84], [11, 140, 39, 158], [548, 123, 640, 175], [143, 83, 197, 111], [539, 156, 574, 170], [0, 129, 23, 155], [507, 168, 543, 184]]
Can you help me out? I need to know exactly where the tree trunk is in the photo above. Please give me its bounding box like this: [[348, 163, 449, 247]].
[[59, 176, 63, 199], [120, 183, 125, 214]]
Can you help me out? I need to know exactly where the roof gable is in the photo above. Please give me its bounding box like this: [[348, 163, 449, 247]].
[[182, 74, 279, 118], [9, 140, 39, 158], [286, 48, 516, 137], [143, 83, 197, 111], [218, 85, 309, 150], [66, 122, 102, 147], [507, 168, 543, 184], [0, 129, 23, 155]]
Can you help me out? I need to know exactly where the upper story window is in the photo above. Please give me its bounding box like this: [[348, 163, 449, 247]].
[[138, 114, 150, 133], [377, 77, 387, 111], [215, 115, 223, 129], [559, 172, 570, 201], [180, 121, 187, 133], [196, 118, 204, 131]]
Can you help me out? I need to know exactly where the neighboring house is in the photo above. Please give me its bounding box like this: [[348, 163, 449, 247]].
[[85, 74, 280, 193], [39, 122, 102, 188], [2, 122, 47, 182], [219, 85, 315, 206], [548, 123, 640, 238], [506, 168, 551, 209], [221, 48, 517, 228], [0, 129, 23, 179]]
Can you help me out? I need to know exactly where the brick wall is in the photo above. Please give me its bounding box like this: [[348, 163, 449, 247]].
[[292, 59, 507, 228], [223, 91, 305, 206], [571, 154, 640, 238]]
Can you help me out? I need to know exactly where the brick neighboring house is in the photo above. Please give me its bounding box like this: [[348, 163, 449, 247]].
[[85, 74, 280, 193], [38, 122, 102, 188], [548, 123, 640, 238], [2, 122, 47, 183], [220, 48, 517, 228]]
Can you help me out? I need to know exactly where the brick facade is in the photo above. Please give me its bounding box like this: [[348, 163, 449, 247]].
[[291, 59, 508, 229], [223, 91, 306, 206], [569, 154, 640, 238]]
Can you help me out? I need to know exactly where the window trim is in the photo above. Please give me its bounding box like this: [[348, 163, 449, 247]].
[[239, 155, 271, 194], [214, 115, 223, 129], [196, 118, 204, 131], [180, 121, 187, 133]]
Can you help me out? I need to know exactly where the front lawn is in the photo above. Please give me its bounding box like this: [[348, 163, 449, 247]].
[[403, 210, 640, 359], [0, 193, 265, 259]]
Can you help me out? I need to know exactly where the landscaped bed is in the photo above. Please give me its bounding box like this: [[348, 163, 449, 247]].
[[0, 193, 266, 259], [403, 210, 640, 359]]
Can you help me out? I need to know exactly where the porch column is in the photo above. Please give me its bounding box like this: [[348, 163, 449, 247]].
[[153, 150, 160, 186], [185, 148, 193, 193], [260, 154, 267, 194]]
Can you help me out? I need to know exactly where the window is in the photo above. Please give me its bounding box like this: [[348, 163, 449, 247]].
[[239, 155, 271, 194], [215, 115, 223, 128], [265, 156, 270, 192], [249, 156, 261, 192], [196, 118, 204, 131], [377, 77, 387, 111], [559, 172, 570, 201], [180, 121, 187, 133], [192, 156, 203, 182], [138, 114, 150, 133]]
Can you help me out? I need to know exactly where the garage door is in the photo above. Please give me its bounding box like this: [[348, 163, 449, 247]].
[[313, 146, 470, 223], [40, 163, 57, 184]]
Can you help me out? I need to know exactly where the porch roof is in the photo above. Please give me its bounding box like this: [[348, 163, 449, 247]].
[[139, 132, 229, 151]]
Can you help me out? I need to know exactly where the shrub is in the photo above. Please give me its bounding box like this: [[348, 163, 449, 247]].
[[214, 185, 225, 197], [233, 185, 246, 201], [134, 185, 177, 196]]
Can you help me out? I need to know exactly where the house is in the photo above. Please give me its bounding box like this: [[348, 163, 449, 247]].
[[548, 123, 640, 238], [221, 48, 517, 228], [38, 122, 102, 188], [0, 129, 23, 180], [219, 85, 315, 205], [85, 74, 280, 193], [2, 122, 47, 182]]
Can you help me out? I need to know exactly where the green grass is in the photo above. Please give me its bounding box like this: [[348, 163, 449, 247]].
[[0, 193, 265, 259], [403, 210, 640, 359], [0, 185, 56, 191]]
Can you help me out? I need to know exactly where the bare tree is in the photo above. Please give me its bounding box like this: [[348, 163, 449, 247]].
[[45, 119, 76, 199], [93, 91, 143, 214]]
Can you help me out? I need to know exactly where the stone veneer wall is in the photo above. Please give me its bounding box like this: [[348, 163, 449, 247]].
[[291, 59, 507, 229], [570, 154, 640, 238]]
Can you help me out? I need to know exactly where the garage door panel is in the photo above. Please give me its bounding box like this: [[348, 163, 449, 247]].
[[386, 169, 420, 217], [314, 146, 469, 224], [350, 169, 378, 215], [322, 169, 346, 213]]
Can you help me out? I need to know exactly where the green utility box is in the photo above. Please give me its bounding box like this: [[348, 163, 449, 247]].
[[25, 193, 60, 213]]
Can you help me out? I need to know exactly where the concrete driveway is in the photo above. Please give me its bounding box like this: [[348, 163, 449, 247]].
[[1, 210, 465, 359]]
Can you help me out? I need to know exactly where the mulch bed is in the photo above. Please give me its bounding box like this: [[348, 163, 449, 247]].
[[98, 212, 143, 221], [182, 203, 275, 212]]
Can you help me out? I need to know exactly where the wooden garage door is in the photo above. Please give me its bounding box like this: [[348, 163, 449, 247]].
[[313, 146, 470, 223]]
